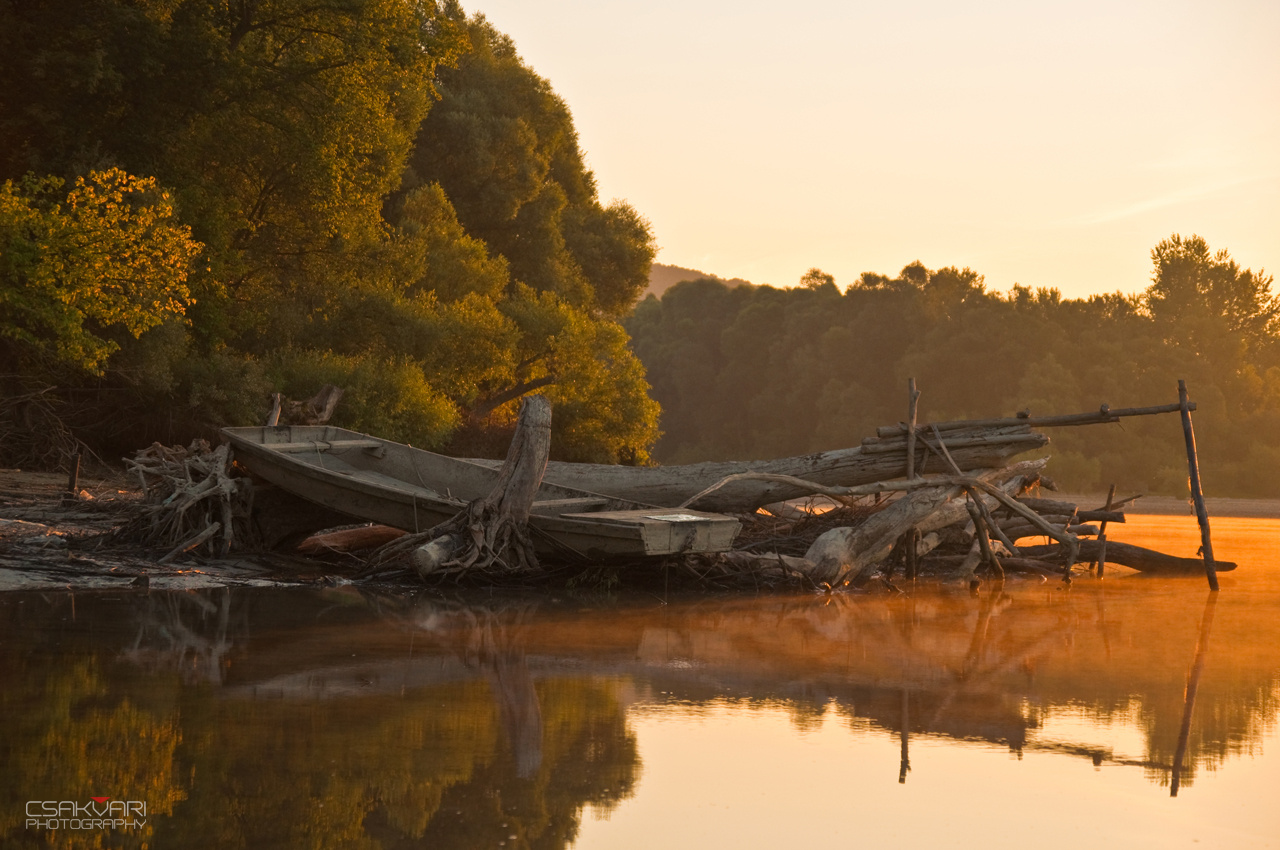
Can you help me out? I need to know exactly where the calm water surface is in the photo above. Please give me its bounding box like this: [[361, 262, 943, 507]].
[[1, 514, 1277, 849]]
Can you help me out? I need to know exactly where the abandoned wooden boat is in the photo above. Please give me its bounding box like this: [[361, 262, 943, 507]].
[[221, 425, 741, 558]]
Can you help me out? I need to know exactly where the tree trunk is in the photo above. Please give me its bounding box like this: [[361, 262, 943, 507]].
[[406, 395, 552, 577]]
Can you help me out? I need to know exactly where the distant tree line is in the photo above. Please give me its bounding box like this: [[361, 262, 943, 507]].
[[626, 236, 1280, 497], [0, 1, 658, 464]]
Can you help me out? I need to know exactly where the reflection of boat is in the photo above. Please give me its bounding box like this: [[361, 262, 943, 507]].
[[221, 425, 741, 558]]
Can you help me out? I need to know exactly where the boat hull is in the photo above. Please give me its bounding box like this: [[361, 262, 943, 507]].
[[222, 426, 740, 558]]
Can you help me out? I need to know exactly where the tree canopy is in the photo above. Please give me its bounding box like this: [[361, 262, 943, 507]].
[[0, 1, 659, 465], [627, 237, 1279, 497]]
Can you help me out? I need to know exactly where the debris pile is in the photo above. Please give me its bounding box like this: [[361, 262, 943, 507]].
[[111, 440, 255, 561]]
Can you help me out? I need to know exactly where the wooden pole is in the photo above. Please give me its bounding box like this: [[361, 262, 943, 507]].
[[905, 378, 920, 480], [65, 451, 81, 498], [1171, 591, 1218, 796], [1178, 380, 1219, 592], [1092, 484, 1115, 578], [904, 378, 921, 583]]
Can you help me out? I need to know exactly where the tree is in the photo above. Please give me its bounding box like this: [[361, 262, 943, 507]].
[[407, 15, 654, 318], [0, 169, 201, 373], [1146, 234, 1278, 362], [799, 267, 837, 292]]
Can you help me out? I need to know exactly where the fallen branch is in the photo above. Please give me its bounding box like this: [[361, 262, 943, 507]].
[[1018, 540, 1237, 575]]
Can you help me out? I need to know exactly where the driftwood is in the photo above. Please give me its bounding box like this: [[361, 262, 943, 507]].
[[111, 441, 252, 558], [874, 401, 1196, 437], [297, 524, 404, 555], [269, 385, 344, 427], [801, 460, 1046, 584], [366, 396, 552, 579], [1002, 521, 1100, 541], [1018, 540, 1237, 575], [474, 423, 1048, 513]]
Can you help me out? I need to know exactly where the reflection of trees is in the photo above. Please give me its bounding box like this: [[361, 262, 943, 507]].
[[363, 594, 641, 848], [0, 659, 185, 849], [147, 592, 640, 849]]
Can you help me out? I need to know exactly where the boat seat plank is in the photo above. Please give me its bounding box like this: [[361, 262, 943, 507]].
[[559, 508, 733, 525], [267, 439, 384, 454], [530, 498, 612, 515]]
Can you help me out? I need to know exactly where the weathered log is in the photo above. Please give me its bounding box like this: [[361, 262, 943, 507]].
[[1002, 521, 1100, 541], [277, 384, 344, 426], [298, 524, 405, 554], [680, 467, 1031, 510], [266, 393, 282, 426], [861, 431, 1045, 454], [875, 401, 1195, 437], [483, 428, 1048, 513], [800, 461, 1044, 584], [804, 484, 962, 584], [1018, 540, 1237, 574], [1077, 509, 1125, 524], [1015, 497, 1079, 515], [864, 423, 1037, 449]]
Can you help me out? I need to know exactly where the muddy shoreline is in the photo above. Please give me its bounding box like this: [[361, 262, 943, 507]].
[[0, 470, 347, 591]]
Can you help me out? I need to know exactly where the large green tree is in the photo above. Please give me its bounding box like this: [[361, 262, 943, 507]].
[[405, 16, 655, 318]]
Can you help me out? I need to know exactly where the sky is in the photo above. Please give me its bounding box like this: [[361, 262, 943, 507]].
[[467, 0, 1278, 298]]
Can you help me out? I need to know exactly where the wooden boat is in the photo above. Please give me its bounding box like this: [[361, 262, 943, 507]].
[[221, 425, 741, 558]]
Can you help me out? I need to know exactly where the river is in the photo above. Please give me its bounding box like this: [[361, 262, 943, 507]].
[[1, 514, 1277, 848]]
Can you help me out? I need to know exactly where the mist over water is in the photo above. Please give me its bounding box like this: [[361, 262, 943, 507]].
[[2, 514, 1277, 848]]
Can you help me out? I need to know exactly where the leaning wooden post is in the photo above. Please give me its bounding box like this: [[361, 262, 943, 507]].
[[1178, 380, 1218, 592]]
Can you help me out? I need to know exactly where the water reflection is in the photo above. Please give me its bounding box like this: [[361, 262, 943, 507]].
[[1, 518, 1278, 848]]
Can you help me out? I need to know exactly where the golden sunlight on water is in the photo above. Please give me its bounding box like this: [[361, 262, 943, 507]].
[[1, 513, 1276, 849], [572, 514, 1280, 850]]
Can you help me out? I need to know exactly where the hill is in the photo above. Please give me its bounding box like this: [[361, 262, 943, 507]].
[[646, 263, 753, 299]]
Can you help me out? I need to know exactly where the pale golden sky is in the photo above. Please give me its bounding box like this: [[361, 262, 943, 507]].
[[472, 0, 1278, 297]]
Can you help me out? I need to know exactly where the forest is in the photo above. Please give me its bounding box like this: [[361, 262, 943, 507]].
[[626, 237, 1280, 497], [0, 0, 658, 466]]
